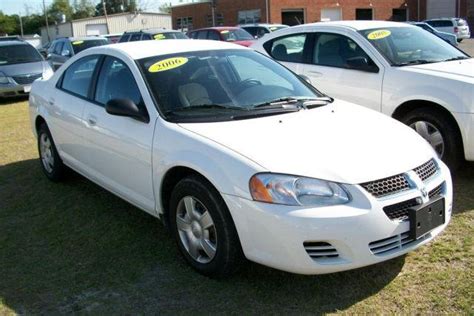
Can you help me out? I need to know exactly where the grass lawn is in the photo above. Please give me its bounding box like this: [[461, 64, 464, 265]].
[[0, 99, 473, 314]]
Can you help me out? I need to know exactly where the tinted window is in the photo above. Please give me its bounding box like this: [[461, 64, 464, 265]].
[[197, 31, 208, 39], [71, 39, 107, 54], [130, 33, 142, 41], [219, 29, 254, 41], [61, 55, 99, 98], [313, 33, 373, 69], [426, 20, 453, 27], [95, 57, 142, 106], [242, 27, 259, 37], [61, 43, 72, 56], [142, 33, 152, 40], [207, 31, 220, 40], [267, 34, 307, 63], [119, 34, 130, 42], [152, 32, 188, 40], [48, 42, 57, 53], [54, 42, 64, 55], [0, 44, 43, 65]]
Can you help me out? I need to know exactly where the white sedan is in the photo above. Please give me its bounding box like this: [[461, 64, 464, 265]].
[[29, 39, 452, 277], [252, 21, 474, 170]]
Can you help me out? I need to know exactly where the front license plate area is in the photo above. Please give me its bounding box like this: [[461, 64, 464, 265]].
[[23, 85, 31, 93], [409, 197, 445, 240]]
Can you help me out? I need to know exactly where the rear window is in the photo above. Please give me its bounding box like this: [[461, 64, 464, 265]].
[[71, 39, 107, 54], [119, 34, 130, 42], [152, 32, 187, 40], [426, 20, 453, 27]]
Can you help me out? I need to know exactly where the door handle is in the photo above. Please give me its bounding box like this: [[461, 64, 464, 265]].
[[87, 116, 97, 126]]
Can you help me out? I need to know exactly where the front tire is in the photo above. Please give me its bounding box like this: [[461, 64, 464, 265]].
[[169, 175, 244, 278], [400, 108, 463, 171], [37, 123, 67, 181]]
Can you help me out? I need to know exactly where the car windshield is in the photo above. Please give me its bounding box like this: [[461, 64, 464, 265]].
[[71, 39, 107, 54], [139, 49, 324, 122], [153, 32, 187, 40], [220, 29, 254, 41], [0, 44, 43, 65], [359, 27, 469, 66]]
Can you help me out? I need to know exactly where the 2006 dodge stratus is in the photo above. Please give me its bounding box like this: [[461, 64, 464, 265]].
[[29, 39, 452, 277]]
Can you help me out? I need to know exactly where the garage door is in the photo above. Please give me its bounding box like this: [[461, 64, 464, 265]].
[[86, 24, 108, 36], [427, 0, 456, 19], [321, 8, 342, 22]]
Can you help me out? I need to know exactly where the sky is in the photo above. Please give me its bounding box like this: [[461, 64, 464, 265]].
[[0, 0, 188, 16]]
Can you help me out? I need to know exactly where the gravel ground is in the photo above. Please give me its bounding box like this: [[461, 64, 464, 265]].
[[459, 38, 474, 56]]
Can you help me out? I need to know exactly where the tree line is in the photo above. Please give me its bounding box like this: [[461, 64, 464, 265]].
[[0, 0, 140, 36]]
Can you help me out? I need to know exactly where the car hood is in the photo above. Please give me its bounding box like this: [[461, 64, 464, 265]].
[[402, 58, 474, 81], [178, 100, 434, 184], [0, 61, 46, 76]]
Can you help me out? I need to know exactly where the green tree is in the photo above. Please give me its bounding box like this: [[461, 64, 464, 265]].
[[23, 14, 45, 35], [95, 0, 138, 16], [73, 0, 95, 19], [159, 2, 172, 14], [0, 11, 17, 35], [49, 0, 73, 23]]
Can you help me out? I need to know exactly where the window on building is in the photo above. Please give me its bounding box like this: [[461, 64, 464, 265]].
[[238, 9, 261, 24], [206, 13, 224, 26], [177, 17, 193, 31], [392, 8, 407, 21], [356, 8, 373, 20]]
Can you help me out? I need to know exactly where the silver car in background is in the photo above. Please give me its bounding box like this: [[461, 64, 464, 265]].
[[0, 40, 53, 98], [410, 22, 458, 46]]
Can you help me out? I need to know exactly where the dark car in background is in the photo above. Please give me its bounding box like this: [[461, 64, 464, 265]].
[[0, 40, 53, 98], [119, 29, 188, 42], [187, 27, 255, 47], [47, 37, 108, 71]]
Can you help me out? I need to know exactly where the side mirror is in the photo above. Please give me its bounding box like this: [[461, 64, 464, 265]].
[[61, 50, 70, 57], [346, 56, 379, 73], [105, 98, 149, 123], [46, 53, 52, 59]]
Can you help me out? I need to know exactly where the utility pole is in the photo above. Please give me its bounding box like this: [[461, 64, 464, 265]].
[[43, 0, 51, 42], [102, 0, 110, 34], [211, 0, 217, 27], [19, 13, 24, 37]]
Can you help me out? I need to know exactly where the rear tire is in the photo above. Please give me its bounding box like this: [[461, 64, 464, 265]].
[[400, 107, 463, 171], [169, 175, 244, 278], [37, 123, 67, 182]]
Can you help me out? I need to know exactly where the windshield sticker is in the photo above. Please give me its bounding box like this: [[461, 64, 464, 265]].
[[220, 30, 230, 34], [367, 30, 391, 40], [148, 57, 189, 72], [269, 27, 278, 31], [72, 40, 84, 45], [154, 33, 166, 40]]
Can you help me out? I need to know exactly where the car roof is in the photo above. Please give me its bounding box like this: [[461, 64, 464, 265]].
[[191, 26, 240, 32], [89, 39, 247, 60], [55, 37, 106, 42], [298, 20, 414, 31], [240, 23, 287, 27], [125, 28, 181, 34], [0, 40, 30, 47]]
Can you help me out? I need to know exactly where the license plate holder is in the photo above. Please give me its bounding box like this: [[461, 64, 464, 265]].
[[409, 197, 445, 240]]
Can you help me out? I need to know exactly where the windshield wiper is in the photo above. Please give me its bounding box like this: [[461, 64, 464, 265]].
[[252, 97, 301, 109], [442, 56, 470, 62], [394, 59, 437, 67], [167, 104, 247, 114], [253, 96, 333, 110]]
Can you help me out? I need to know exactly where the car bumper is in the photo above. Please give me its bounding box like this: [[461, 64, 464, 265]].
[[452, 112, 474, 161], [0, 83, 32, 97], [223, 162, 453, 274], [457, 32, 470, 39]]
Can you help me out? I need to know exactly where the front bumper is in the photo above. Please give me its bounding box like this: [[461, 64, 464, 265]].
[[0, 82, 31, 97], [224, 162, 452, 274], [452, 112, 474, 161]]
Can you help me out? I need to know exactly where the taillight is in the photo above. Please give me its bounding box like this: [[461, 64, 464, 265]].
[[454, 26, 459, 33]]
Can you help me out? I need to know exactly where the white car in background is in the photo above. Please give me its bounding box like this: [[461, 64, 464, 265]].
[[425, 18, 471, 42], [252, 21, 474, 170], [29, 40, 452, 277]]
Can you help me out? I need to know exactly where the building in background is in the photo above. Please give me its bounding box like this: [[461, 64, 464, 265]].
[[40, 12, 171, 44], [172, 0, 472, 32]]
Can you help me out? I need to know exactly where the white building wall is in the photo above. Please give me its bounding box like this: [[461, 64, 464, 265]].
[[72, 13, 172, 36], [40, 22, 73, 43]]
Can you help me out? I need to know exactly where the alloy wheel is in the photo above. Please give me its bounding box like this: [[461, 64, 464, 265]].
[[410, 120, 445, 158], [39, 133, 54, 173]]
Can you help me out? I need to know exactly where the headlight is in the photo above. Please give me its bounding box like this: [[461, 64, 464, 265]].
[[249, 173, 351, 206], [0, 72, 9, 84]]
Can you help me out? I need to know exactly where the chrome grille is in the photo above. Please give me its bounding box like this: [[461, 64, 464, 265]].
[[303, 241, 338, 261], [383, 182, 445, 221], [414, 159, 438, 182], [12, 73, 42, 85], [361, 174, 410, 198], [369, 231, 430, 255]]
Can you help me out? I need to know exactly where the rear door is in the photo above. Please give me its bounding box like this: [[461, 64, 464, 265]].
[[302, 31, 384, 112], [50, 41, 64, 70], [81, 55, 156, 212]]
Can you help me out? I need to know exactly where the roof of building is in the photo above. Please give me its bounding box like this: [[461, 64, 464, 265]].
[[189, 26, 241, 32], [93, 39, 246, 60], [71, 11, 170, 23]]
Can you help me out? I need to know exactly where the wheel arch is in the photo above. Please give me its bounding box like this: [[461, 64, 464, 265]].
[[35, 115, 47, 132]]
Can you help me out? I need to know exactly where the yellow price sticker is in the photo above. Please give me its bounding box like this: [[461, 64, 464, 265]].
[[367, 30, 391, 40], [220, 30, 230, 34], [154, 33, 166, 40], [148, 57, 189, 73], [72, 40, 84, 45]]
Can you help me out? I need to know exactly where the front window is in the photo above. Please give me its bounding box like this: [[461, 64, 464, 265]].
[[359, 27, 468, 66], [220, 29, 254, 41], [71, 39, 107, 54], [0, 44, 43, 65], [139, 50, 324, 122]]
